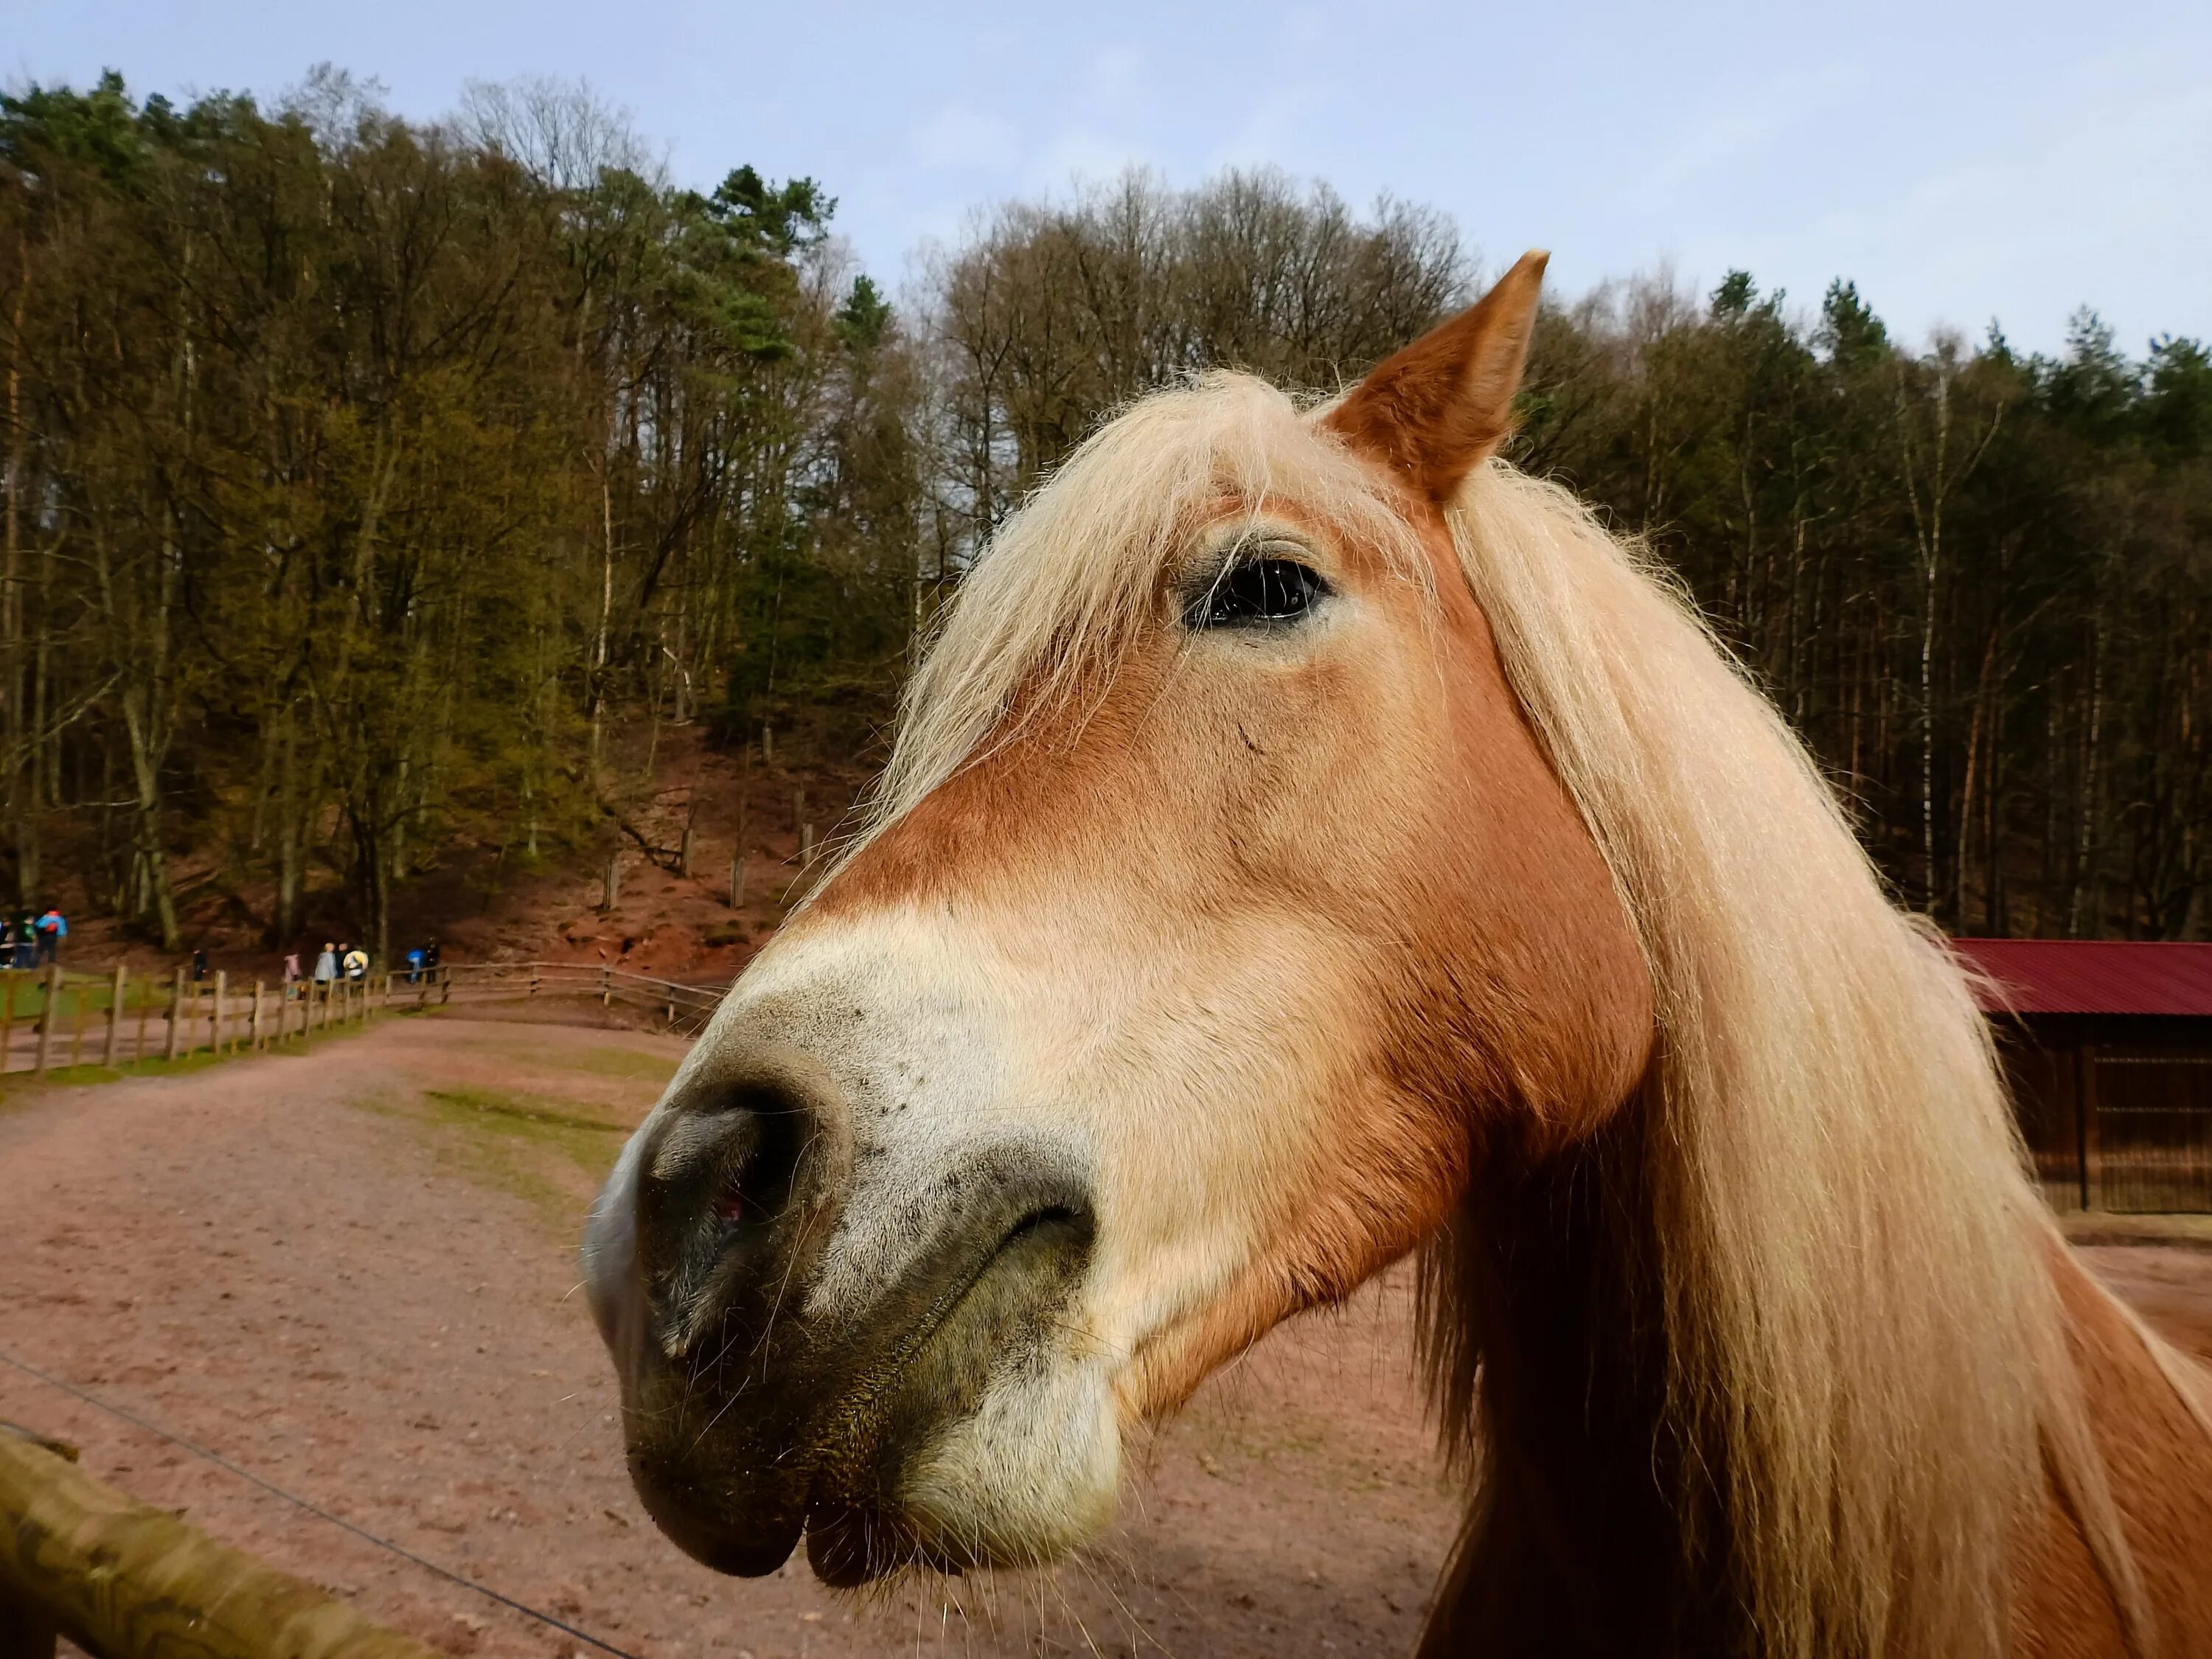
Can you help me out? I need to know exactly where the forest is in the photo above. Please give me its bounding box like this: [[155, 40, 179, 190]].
[[1, 70, 2206, 957]]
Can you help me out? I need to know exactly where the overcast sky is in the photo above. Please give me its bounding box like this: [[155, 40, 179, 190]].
[[10, 0, 2208, 355]]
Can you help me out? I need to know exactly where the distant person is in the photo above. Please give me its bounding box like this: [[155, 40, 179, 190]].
[[191, 947, 209, 982], [313, 942, 338, 987], [405, 946, 425, 985], [10, 914, 31, 971], [282, 952, 302, 998], [34, 908, 64, 965], [342, 945, 368, 981], [424, 938, 442, 982]]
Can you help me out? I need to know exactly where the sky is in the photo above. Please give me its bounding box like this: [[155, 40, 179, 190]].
[[7, 0, 2208, 355]]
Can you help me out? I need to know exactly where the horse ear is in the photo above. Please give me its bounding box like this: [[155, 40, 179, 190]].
[[1324, 249, 1548, 503]]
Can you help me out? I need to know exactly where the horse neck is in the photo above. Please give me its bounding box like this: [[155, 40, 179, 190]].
[[1419, 1082, 1750, 1659]]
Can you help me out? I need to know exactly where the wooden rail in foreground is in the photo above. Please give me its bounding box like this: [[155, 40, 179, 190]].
[[0, 1426, 435, 1659]]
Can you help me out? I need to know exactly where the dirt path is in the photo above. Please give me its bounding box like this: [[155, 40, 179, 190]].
[[5, 1019, 2211, 1659], [0, 1017, 1453, 1659]]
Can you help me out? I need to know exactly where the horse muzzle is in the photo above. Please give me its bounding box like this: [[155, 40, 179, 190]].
[[583, 1032, 1101, 1583]]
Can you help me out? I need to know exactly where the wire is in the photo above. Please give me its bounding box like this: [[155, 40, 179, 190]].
[[0, 1350, 645, 1659]]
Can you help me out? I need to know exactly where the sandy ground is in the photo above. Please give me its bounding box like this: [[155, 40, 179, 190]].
[[4, 1017, 2211, 1659], [0, 1017, 1451, 1659]]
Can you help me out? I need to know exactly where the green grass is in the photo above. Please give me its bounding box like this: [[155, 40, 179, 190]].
[[413, 1085, 633, 1233]]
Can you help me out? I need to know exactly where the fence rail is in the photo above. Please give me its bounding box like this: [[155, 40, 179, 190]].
[[0, 1425, 435, 1659], [0, 960, 732, 1082], [429, 960, 729, 1034], [0, 965, 403, 1078]]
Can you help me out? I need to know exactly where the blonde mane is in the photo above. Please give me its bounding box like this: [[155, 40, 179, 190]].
[[847, 373, 2133, 1657], [1444, 466, 2132, 1656]]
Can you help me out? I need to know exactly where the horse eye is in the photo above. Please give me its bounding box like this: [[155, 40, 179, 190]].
[[1190, 558, 1328, 630]]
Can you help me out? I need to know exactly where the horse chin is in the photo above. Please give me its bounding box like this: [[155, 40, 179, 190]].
[[804, 1386, 1121, 1585], [844, 1361, 1122, 1585], [799, 1269, 1124, 1585]]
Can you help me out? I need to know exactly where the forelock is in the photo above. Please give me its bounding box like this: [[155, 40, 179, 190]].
[[853, 370, 1431, 846]]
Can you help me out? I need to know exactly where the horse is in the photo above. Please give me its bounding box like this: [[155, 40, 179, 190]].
[[582, 253, 2212, 1657]]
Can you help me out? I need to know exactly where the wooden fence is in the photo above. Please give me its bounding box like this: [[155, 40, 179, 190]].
[[0, 959, 732, 1082], [0, 1425, 434, 1659], [428, 960, 728, 1035], [0, 967, 402, 1079]]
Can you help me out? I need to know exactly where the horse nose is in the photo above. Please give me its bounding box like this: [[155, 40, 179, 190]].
[[629, 1053, 853, 1363]]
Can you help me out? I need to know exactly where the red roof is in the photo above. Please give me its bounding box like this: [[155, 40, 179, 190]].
[[1948, 939, 2212, 1018]]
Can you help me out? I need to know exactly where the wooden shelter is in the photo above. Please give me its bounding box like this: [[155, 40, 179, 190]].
[[1952, 939, 2212, 1213]]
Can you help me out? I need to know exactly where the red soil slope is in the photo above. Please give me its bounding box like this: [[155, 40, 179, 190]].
[[58, 722, 869, 990]]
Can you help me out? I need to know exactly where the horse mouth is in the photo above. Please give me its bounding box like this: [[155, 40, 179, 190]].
[[623, 1193, 1097, 1585]]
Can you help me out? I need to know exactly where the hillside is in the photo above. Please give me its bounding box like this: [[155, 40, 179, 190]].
[[59, 723, 873, 991]]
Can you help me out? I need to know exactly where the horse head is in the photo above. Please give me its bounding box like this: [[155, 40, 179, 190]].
[[582, 252, 1659, 1585]]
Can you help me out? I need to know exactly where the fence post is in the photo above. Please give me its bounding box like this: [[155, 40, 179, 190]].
[[602, 964, 612, 1007], [165, 970, 185, 1060], [33, 963, 59, 1074], [208, 971, 225, 1054], [135, 975, 153, 1064], [102, 965, 125, 1067], [250, 981, 265, 1050], [1, 973, 15, 1074]]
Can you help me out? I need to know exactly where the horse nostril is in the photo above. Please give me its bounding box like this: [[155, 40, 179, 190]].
[[719, 1082, 810, 1222], [630, 1072, 841, 1361]]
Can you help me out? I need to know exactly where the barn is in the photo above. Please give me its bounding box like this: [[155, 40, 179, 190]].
[[1952, 939, 2212, 1214]]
